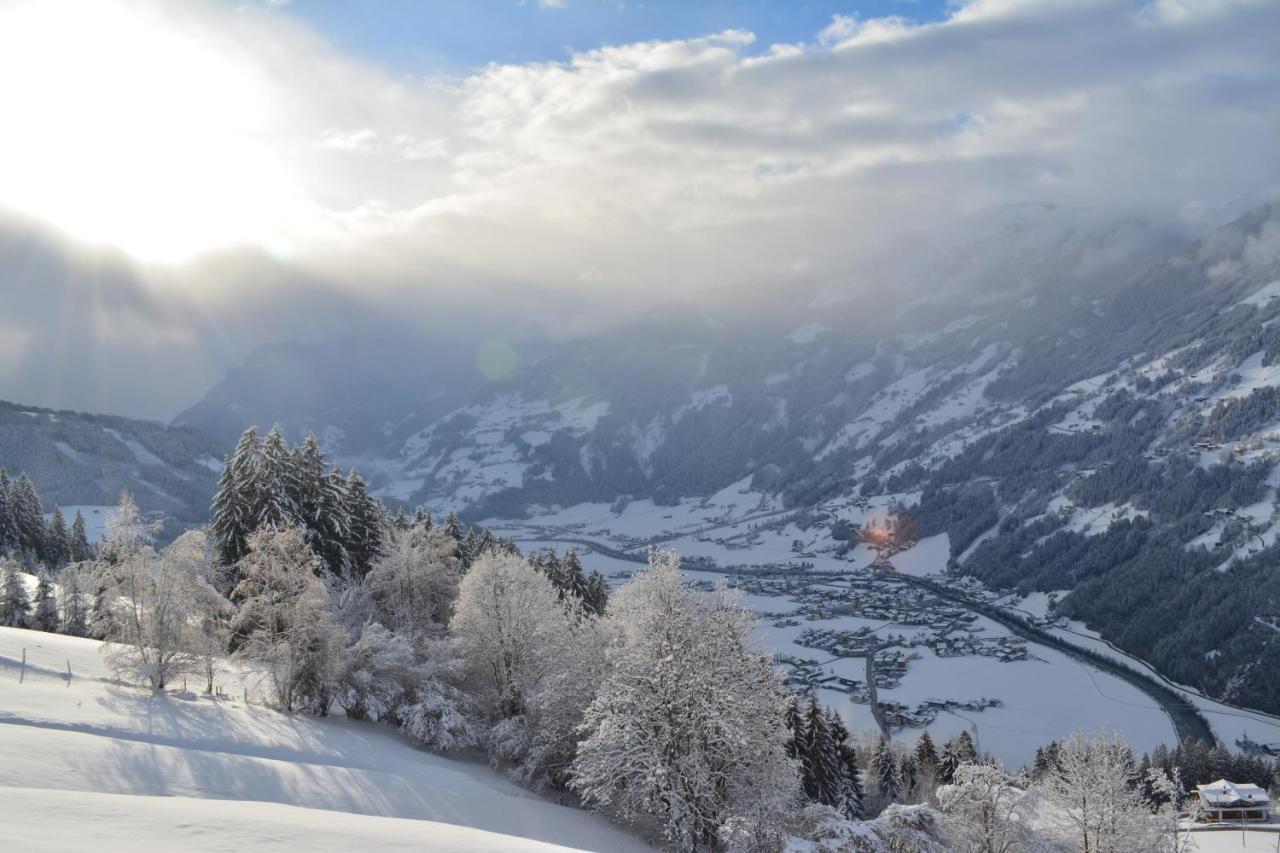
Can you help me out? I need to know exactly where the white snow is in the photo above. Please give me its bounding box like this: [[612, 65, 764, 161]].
[[889, 534, 950, 577], [0, 627, 645, 853], [788, 323, 830, 345], [1237, 280, 1280, 309], [0, 788, 594, 853]]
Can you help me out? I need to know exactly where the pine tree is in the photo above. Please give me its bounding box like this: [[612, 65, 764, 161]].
[[343, 469, 383, 577], [801, 697, 841, 806], [784, 695, 803, 760], [582, 571, 609, 616], [45, 506, 70, 568], [60, 563, 91, 637], [953, 730, 977, 764], [0, 468, 17, 553], [31, 570, 59, 632], [874, 737, 902, 804], [0, 558, 31, 627], [69, 511, 94, 563], [940, 740, 962, 785], [211, 427, 261, 566], [915, 731, 940, 782], [11, 474, 45, 559], [257, 426, 299, 530], [827, 710, 864, 819], [442, 510, 464, 543], [899, 753, 919, 802]]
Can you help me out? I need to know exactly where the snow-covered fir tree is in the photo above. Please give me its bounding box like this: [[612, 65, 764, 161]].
[[68, 511, 94, 563], [11, 474, 45, 558], [0, 557, 31, 627], [44, 506, 69, 568], [211, 427, 261, 566], [59, 561, 93, 637], [31, 570, 59, 632], [0, 469, 13, 553], [873, 737, 902, 805]]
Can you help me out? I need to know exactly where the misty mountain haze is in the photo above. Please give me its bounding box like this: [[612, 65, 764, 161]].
[[5, 3, 1280, 851]]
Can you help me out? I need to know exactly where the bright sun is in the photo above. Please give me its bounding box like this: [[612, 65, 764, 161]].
[[0, 0, 301, 263]]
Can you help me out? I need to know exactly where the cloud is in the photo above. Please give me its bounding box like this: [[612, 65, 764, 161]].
[[0, 0, 1277, 416]]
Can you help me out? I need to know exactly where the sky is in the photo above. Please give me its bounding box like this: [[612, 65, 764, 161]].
[[0, 0, 1277, 418]]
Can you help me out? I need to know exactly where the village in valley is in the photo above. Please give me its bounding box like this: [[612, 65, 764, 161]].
[[489, 480, 1280, 768]]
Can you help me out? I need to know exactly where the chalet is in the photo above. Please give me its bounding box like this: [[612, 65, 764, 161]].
[[1195, 780, 1272, 822]]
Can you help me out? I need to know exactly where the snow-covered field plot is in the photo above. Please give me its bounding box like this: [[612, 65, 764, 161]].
[[0, 627, 645, 853], [1187, 828, 1280, 852]]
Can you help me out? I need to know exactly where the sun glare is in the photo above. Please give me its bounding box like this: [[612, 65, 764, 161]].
[[0, 0, 300, 262]]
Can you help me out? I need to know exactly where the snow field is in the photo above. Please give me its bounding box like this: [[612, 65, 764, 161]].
[[0, 627, 646, 853]]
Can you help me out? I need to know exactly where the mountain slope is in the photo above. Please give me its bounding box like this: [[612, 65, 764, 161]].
[[0, 399, 224, 521], [0, 626, 646, 853]]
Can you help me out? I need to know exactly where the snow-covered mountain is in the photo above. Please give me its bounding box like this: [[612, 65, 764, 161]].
[[175, 200, 1280, 717]]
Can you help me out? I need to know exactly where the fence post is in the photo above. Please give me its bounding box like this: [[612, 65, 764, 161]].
[[66, 659, 72, 687], [19, 648, 25, 684]]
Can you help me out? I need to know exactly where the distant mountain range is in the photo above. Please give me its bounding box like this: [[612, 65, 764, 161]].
[[9, 199, 1280, 714], [173, 199, 1280, 715], [0, 399, 222, 522]]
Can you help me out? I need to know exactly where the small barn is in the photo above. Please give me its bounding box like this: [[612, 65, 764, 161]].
[[1195, 779, 1272, 822]]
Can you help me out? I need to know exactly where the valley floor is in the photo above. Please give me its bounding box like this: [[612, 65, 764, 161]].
[[489, 484, 1280, 767], [0, 627, 648, 853]]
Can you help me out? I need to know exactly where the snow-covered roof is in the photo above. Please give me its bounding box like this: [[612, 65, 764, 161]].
[[1196, 780, 1271, 807]]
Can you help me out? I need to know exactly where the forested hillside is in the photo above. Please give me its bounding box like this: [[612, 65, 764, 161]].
[[0, 400, 223, 521]]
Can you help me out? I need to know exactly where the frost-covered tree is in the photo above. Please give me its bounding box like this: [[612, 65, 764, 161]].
[[512, 606, 609, 790], [31, 570, 59, 632], [571, 550, 798, 852], [451, 551, 570, 723], [231, 526, 343, 711], [99, 531, 220, 690], [0, 557, 31, 627], [1042, 730, 1164, 853], [365, 525, 461, 646], [58, 561, 93, 637], [937, 764, 1046, 853], [100, 491, 160, 565], [1147, 766, 1201, 853]]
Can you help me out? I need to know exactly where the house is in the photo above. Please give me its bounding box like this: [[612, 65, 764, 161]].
[[1195, 779, 1272, 822]]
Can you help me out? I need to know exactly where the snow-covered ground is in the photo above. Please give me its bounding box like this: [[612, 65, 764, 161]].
[[1187, 828, 1280, 852], [498, 497, 1186, 769], [0, 627, 646, 853]]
